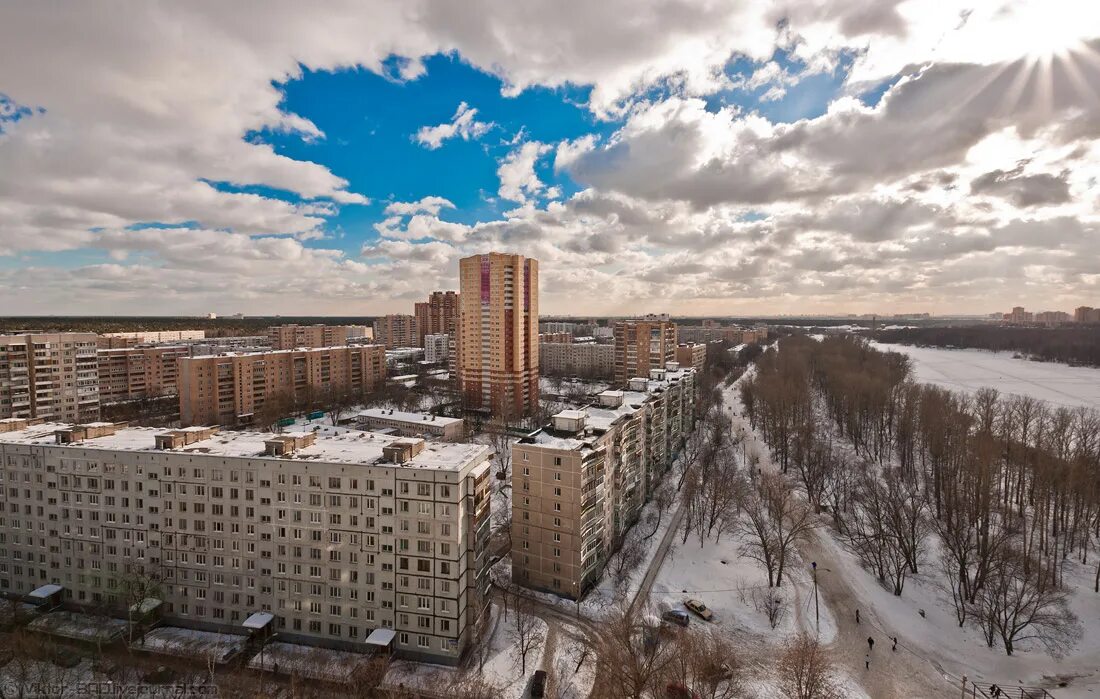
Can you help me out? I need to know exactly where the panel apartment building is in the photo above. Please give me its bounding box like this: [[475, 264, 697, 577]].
[[373, 315, 419, 350], [0, 420, 491, 664], [456, 253, 539, 420], [0, 333, 100, 423], [539, 342, 614, 379], [177, 345, 386, 427], [612, 316, 677, 387], [511, 365, 696, 598], [97, 345, 191, 403], [415, 291, 460, 346], [268, 324, 349, 351]]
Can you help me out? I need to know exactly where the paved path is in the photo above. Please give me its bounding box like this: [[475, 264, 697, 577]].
[[628, 495, 688, 616]]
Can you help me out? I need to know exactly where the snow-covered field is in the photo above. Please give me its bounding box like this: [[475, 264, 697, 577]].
[[874, 342, 1100, 410]]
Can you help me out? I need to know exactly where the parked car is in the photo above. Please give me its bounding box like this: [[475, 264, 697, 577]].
[[531, 669, 547, 698], [683, 598, 713, 621], [661, 609, 690, 627]]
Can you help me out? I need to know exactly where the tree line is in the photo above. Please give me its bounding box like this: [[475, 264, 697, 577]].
[[876, 325, 1100, 367], [741, 335, 1095, 656]]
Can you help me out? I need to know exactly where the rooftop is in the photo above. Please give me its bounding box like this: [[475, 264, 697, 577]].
[[358, 408, 463, 427], [178, 344, 382, 360], [0, 421, 489, 472]]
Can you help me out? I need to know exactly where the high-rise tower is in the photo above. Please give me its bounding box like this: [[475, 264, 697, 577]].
[[457, 253, 539, 420]]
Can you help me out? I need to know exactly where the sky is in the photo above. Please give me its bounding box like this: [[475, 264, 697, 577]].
[[1, 1, 1099, 317]]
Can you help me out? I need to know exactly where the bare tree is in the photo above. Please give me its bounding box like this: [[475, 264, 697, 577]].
[[776, 633, 843, 699], [738, 473, 817, 587], [507, 595, 545, 675], [752, 587, 787, 630], [588, 606, 678, 699]]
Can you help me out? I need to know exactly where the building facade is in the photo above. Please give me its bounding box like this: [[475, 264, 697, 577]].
[[539, 342, 614, 379], [177, 346, 386, 426], [0, 333, 100, 423], [1074, 306, 1100, 323], [511, 366, 696, 598], [424, 334, 451, 365], [373, 315, 419, 350], [357, 408, 466, 440], [415, 291, 460, 346], [456, 253, 539, 420], [268, 325, 349, 351], [97, 345, 191, 403], [675, 343, 707, 372], [0, 421, 491, 664], [612, 318, 677, 387], [98, 330, 205, 349]]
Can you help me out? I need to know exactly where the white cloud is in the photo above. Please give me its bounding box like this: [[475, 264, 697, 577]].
[[415, 102, 493, 149], [1, 0, 1099, 313], [497, 141, 552, 203]]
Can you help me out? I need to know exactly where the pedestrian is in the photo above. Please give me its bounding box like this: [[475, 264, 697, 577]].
[[867, 636, 874, 652], [865, 653, 870, 670], [892, 636, 897, 652], [856, 608, 861, 624], [990, 685, 1001, 698]]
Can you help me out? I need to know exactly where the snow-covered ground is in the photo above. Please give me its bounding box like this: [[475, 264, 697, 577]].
[[384, 602, 548, 698], [874, 342, 1100, 410]]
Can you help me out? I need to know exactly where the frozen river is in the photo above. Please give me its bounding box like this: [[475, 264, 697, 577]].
[[873, 342, 1100, 411]]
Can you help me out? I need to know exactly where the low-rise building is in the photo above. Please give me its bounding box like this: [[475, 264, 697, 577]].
[[0, 421, 492, 664], [511, 365, 695, 598], [357, 408, 465, 440]]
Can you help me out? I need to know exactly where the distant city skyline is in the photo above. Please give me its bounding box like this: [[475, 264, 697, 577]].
[[1, 3, 1099, 315]]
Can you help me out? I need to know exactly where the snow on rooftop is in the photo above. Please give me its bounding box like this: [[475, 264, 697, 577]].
[[28, 583, 63, 599], [248, 641, 368, 682], [365, 628, 396, 646], [0, 421, 489, 472], [28, 610, 127, 643], [358, 408, 462, 426], [137, 626, 246, 664], [242, 611, 274, 629]]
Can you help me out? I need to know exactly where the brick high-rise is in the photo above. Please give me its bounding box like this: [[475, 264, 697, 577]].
[[415, 291, 460, 346], [0, 333, 100, 422], [373, 315, 419, 350], [613, 316, 677, 387], [457, 253, 539, 420]]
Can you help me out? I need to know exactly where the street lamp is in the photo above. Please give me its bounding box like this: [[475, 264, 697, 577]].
[[811, 561, 819, 636]]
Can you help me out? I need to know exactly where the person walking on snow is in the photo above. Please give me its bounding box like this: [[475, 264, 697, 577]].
[[855, 608, 861, 624], [892, 636, 898, 652], [865, 653, 870, 670], [867, 636, 875, 652]]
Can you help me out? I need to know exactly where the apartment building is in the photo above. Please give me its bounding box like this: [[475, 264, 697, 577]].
[[539, 342, 614, 379], [675, 343, 707, 372], [612, 317, 677, 387], [268, 325, 349, 351], [0, 420, 491, 664], [373, 315, 419, 350], [0, 333, 100, 423], [98, 331, 205, 349], [357, 408, 466, 441], [456, 253, 539, 420], [1074, 306, 1100, 323], [511, 365, 696, 598], [97, 346, 190, 403], [177, 345, 386, 427], [415, 291, 460, 346], [424, 334, 451, 365], [540, 322, 577, 334]]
